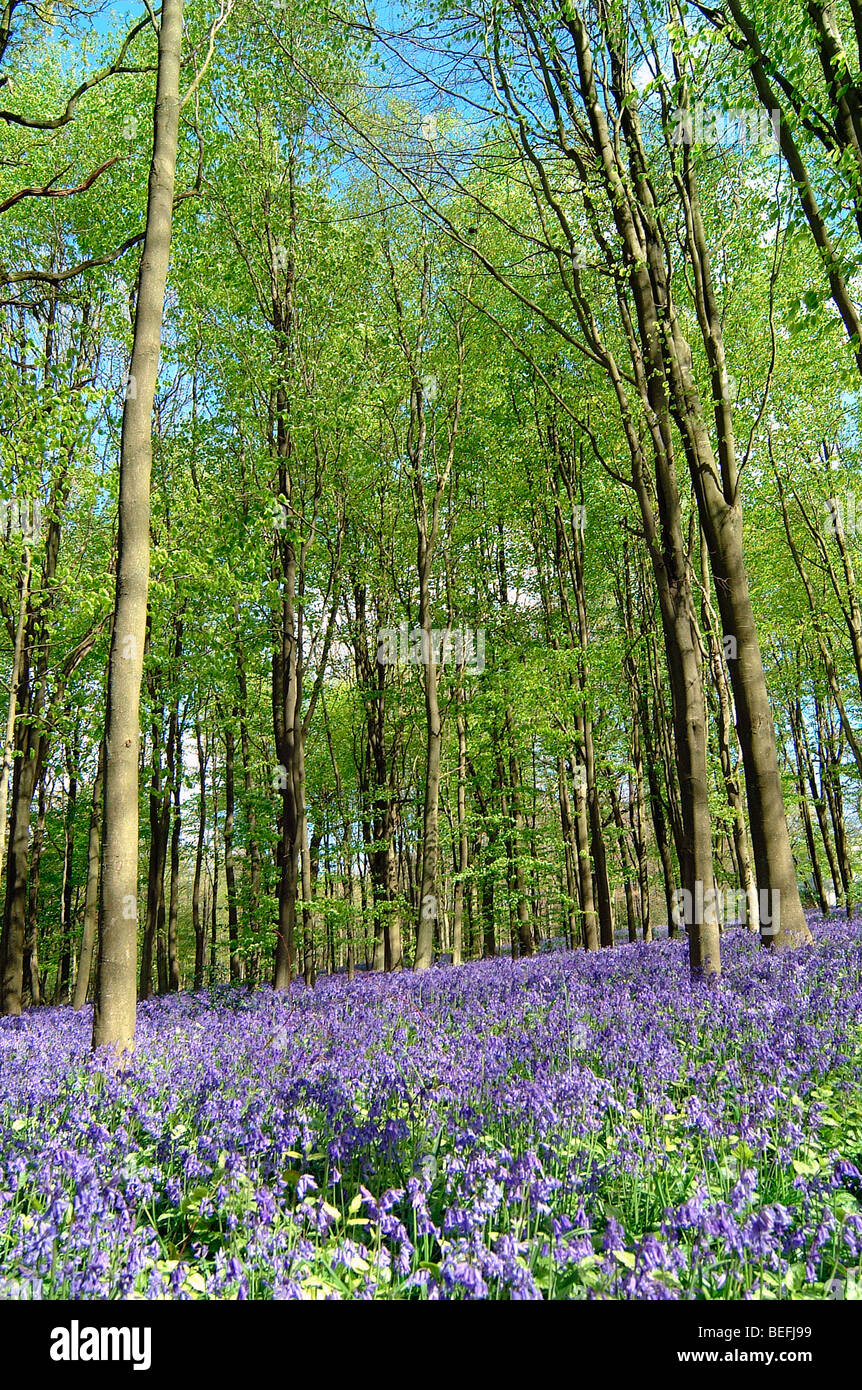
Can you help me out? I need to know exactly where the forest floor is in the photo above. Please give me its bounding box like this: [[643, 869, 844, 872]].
[[1, 916, 861, 1299]]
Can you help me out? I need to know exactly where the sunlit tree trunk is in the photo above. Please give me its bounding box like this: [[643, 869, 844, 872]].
[[93, 0, 184, 1053]]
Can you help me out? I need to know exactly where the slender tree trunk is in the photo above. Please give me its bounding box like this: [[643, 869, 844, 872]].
[[0, 532, 59, 1014], [73, 744, 104, 1009], [630, 725, 652, 943], [224, 720, 241, 982], [166, 744, 181, 991], [452, 687, 468, 966], [819, 703, 853, 913], [159, 622, 181, 992], [0, 549, 30, 901], [141, 682, 168, 1000], [609, 782, 638, 942], [192, 719, 207, 989], [56, 740, 78, 1003], [415, 555, 443, 970], [795, 747, 829, 916], [210, 763, 219, 981], [270, 156, 301, 993], [22, 772, 46, 1008], [557, 757, 580, 948], [384, 806, 402, 970], [93, 0, 184, 1053], [582, 716, 613, 947], [272, 596, 301, 990], [352, 587, 403, 972], [345, 836, 357, 983], [563, 492, 615, 950], [612, 603, 649, 957], [792, 694, 840, 904], [298, 752, 316, 988], [569, 756, 599, 950], [504, 714, 534, 957], [481, 856, 495, 958], [788, 701, 829, 915], [235, 621, 261, 982], [1, 720, 44, 1013], [642, 733, 677, 939]]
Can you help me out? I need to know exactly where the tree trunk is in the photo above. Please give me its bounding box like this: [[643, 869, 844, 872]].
[[192, 719, 207, 989], [570, 755, 599, 950], [235, 621, 262, 983], [298, 758, 316, 987], [452, 687, 468, 966], [224, 719, 241, 982], [93, 0, 184, 1053], [141, 677, 168, 1000], [658, 82, 809, 950], [1, 717, 44, 1014], [22, 772, 46, 1008], [210, 763, 219, 980], [795, 746, 829, 916], [55, 739, 78, 1003], [819, 701, 853, 913], [505, 715, 534, 957], [609, 781, 638, 942], [630, 726, 652, 943], [73, 744, 104, 1009], [699, 537, 758, 931], [0, 548, 31, 902], [166, 744, 181, 991], [557, 756, 580, 948], [415, 543, 443, 970], [481, 858, 495, 958], [582, 715, 613, 947]]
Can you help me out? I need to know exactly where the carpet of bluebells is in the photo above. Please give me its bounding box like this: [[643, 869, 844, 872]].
[[2, 916, 862, 1300]]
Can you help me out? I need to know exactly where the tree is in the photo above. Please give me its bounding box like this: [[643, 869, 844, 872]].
[[93, 0, 184, 1055]]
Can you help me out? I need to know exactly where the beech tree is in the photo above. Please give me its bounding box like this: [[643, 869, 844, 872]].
[[93, 0, 184, 1053]]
